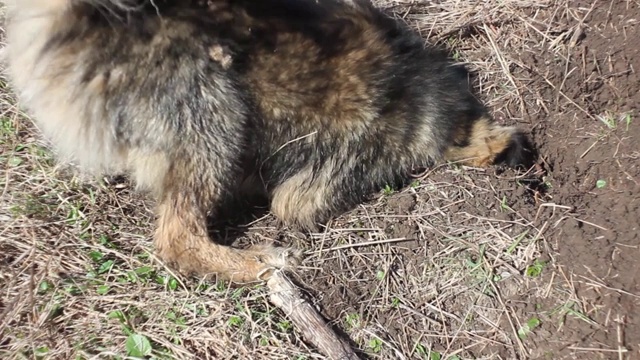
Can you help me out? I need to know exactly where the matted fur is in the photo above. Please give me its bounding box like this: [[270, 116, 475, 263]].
[[3, 0, 534, 283]]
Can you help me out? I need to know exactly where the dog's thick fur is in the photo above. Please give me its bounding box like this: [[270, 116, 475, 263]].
[[4, 0, 534, 283]]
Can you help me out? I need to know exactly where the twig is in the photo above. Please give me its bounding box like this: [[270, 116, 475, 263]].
[[572, 217, 609, 231], [319, 237, 411, 253], [567, 346, 628, 353], [488, 279, 528, 359], [267, 271, 361, 360], [615, 315, 626, 360]]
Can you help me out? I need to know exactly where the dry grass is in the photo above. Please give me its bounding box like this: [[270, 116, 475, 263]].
[[0, 1, 616, 359]]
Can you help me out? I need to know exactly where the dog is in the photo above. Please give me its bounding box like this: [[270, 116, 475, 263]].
[[3, 0, 534, 283]]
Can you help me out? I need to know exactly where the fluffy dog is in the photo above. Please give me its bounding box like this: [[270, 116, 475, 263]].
[[3, 0, 534, 283]]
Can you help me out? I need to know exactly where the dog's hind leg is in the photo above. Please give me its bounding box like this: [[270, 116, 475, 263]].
[[149, 132, 300, 284], [154, 190, 299, 283]]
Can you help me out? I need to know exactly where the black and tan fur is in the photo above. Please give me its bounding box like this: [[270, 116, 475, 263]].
[[3, 0, 534, 283]]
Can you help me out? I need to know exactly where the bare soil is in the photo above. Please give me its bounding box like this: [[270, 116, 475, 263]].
[[1, 1, 639, 359], [513, 1, 640, 358]]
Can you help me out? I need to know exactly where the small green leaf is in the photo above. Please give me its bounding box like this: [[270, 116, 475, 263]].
[[259, 336, 269, 346], [227, 315, 243, 327], [108, 310, 126, 323], [134, 266, 154, 276], [88, 250, 104, 262], [376, 270, 385, 280], [368, 338, 382, 353], [35, 346, 49, 355], [125, 271, 139, 283], [166, 311, 186, 326], [168, 277, 178, 291], [526, 260, 546, 277], [518, 317, 541, 339], [430, 351, 441, 360], [196, 283, 210, 292], [624, 113, 632, 131], [38, 280, 52, 293], [596, 179, 607, 189], [98, 260, 114, 274], [345, 313, 360, 329], [99, 234, 115, 248], [391, 297, 400, 308], [96, 285, 110, 295], [277, 320, 293, 332], [125, 333, 152, 357], [64, 284, 81, 295], [8, 156, 23, 167]]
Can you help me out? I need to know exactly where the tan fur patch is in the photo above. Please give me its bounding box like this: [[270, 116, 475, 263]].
[[86, 68, 125, 93], [444, 116, 515, 167], [209, 44, 232, 69], [154, 196, 299, 283], [126, 150, 169, 196], [270, 165, 333, 230]]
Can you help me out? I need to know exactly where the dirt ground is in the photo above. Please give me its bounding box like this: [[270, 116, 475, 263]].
[[514, 0, 640, 358], [1, 0, 639, 359]]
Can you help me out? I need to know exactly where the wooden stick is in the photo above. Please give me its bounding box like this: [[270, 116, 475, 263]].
[[267, 270, 361, 360]]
